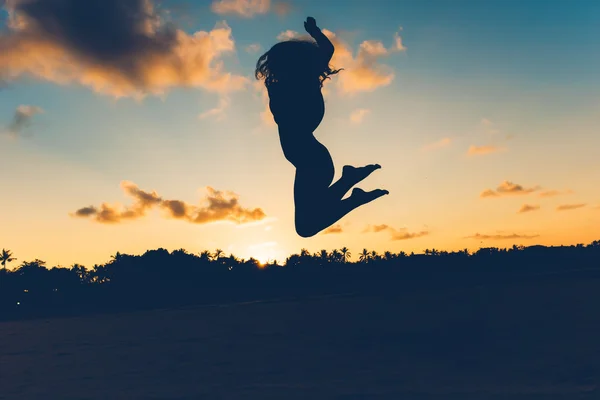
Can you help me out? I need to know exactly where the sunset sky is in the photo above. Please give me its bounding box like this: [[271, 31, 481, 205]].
[[1, 0, 599, 268]]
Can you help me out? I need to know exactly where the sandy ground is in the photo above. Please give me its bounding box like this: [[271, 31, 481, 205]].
[[1, 277, 600, 400]]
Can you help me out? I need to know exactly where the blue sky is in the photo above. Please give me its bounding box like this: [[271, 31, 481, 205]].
[[1, 0, 599, 267]]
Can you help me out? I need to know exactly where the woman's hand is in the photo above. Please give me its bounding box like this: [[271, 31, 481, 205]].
[[304, 16, 334, 62], [304, 17, 319, 34]]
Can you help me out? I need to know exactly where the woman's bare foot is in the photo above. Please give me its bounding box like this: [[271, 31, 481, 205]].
[[342, 164, 381, 186], [350, 187, 389, 205]]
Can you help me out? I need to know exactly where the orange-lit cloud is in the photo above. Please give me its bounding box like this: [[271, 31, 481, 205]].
[[372, 224, 391, 233], [72, 181, 162, 224], [325, 28, 405, 94], [211, 0, 290, 17], [393, 27, 407, 52], [350, 108, 371, 124], [257, 25, 404, 126], [465, 233, 540, 240], [272, 27, 405, 94], [186, 187, 266, 224], [211, 0, 269, 17], [556, 204, 586, 211], [1, 0, 247, 98], [364, 224, 429, 240], [276, 30, 304, 41], [423, 137, 452, 151], [467, 145, 505, 156], [3, 105, 44, 136], [391, 229, 429, 241], [362, 224, 389, 233], [518, 204, 540, 213], [73, 181, 266, 225], [539, 190, 574, 197], [323, 224, 343, 234], [272, 2, 292, 16], [480, 181, 540, 198], [468, 119, 508, 155]]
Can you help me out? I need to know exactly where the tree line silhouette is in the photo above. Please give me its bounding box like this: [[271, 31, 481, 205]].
[[1, 241, 600, 321]]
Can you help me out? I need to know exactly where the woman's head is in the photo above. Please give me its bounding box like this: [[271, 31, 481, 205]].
[[255, 39, 341, 87]]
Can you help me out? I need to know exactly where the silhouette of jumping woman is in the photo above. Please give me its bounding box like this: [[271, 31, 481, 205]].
[[256, 17, 388, 238]]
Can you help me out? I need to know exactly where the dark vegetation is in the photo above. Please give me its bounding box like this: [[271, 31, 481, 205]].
[[1, 241, 600, 321]]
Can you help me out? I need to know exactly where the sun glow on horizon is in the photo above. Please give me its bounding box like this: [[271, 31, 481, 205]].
[[246, 241, 287, 265]]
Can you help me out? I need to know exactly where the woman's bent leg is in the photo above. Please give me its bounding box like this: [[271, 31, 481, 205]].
[[295, 186, 389, 238], [284, 133, 387, 237]]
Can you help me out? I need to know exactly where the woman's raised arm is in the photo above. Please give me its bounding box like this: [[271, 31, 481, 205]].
[[304, 17, 334, 64]]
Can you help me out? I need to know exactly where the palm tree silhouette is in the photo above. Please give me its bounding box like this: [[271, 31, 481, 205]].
[[2, 239, 600, 320], [330, 249, 342, 263], [359, 249, 370, 263], [92, 264, 109, 284], [318, 249, 329, 264], [212, 249, 224, 261], [70, 263, 89, 283], [1, 249, 16, 271], [198, 250, 211, 263], [110, 252, 124, 263], [300, 248, 310, 257], [339, 247, 351, 263], [370, 250, 379, 261], [224, 254, 239, 270]]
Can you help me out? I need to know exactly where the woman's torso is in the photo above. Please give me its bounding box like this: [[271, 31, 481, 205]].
[[268, 80, 324, 134]]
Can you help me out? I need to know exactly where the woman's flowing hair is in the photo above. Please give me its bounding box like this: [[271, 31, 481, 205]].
[[255, 39, 342, 88]]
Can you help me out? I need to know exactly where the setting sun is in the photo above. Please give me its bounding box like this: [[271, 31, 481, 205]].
[[246, 242, 287, 265]]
